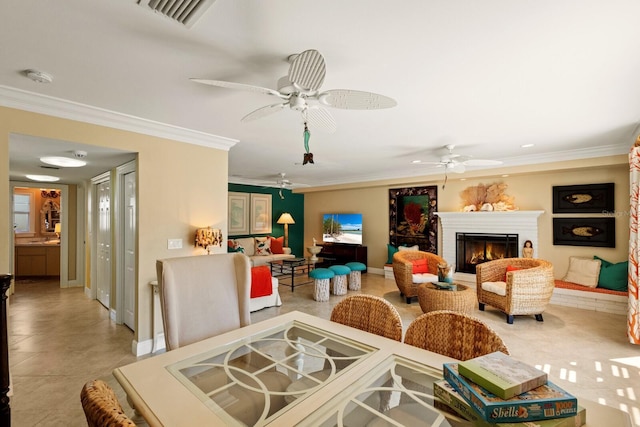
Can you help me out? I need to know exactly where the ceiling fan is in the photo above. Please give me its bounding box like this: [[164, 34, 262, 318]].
[[258, 173, 309, 199], [190, 49, 397, 134], [420, 145, 503, 174], [419, 145, 503, 188]]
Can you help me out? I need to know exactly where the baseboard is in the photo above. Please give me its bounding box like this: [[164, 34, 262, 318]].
[[133, 334, 166, 356], [368, 267, 383, 276]]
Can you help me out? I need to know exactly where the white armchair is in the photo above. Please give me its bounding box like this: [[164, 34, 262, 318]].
[[156, 253, 251, 351]]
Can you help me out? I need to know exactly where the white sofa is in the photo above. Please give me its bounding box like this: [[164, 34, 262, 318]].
[[230, 237, 296, 267], [249, 276, 282, 312]]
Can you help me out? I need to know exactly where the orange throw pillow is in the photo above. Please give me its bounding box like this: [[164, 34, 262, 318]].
[[411, 258, 429, 274], [269, 236, 285, 254], [504, 265, 522, 281]]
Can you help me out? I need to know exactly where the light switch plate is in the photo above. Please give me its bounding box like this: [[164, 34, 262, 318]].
[[167, 239, 182, 249]]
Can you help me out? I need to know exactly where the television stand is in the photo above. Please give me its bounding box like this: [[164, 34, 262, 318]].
[[317, 243, 367, 271]]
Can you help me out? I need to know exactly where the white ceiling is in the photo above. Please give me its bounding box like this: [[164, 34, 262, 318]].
[[2, 0, 640, 187]]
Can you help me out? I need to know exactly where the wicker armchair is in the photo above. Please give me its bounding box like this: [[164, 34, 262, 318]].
[[475, 258, 555, 324], [404, 310, 509, 361], [330, 295, 403, 341], [80, 379, 136, 427], [392, 250, 446, 303]]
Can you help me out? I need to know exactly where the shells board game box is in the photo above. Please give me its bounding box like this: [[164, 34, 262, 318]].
[[443, 363, 578, 423]]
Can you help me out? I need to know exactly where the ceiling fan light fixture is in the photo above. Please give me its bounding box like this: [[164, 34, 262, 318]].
[[40, 156, 87, 168]]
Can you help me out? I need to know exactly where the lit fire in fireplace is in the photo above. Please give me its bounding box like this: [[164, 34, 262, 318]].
[[467, 243, 508, 265]]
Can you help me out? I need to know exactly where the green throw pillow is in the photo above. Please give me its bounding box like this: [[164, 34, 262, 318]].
[[386, 244, 399, 264], [594, 256, 628, 292]]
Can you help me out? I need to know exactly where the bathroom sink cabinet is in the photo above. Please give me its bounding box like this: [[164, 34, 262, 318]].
[[15, 245, 60, 277]]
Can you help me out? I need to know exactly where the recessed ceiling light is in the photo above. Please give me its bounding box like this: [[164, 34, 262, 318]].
[[26, 174, 60, 182], [40, 156, 86, 167], [521, 144, 534, 148], [411, 160, 421, 164]]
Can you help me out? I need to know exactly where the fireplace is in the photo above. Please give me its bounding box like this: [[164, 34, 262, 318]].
[[436, 211, 543, 280], [456, 233, 518, 274]]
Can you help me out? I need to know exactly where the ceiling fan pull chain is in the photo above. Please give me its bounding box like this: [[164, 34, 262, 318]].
[[303, 122, 310, 153], [302, 121, 314, 165]]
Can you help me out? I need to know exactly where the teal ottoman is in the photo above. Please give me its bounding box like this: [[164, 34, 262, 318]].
[[309, 268, 334, 302], [345, 262, 366, 290], [328, 265, 351, 295]]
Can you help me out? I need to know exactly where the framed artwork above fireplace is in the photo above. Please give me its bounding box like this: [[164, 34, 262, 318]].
[[389, 185, 438, 253]]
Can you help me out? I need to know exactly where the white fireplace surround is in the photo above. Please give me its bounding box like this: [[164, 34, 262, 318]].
[[436, 211, 544, 282]]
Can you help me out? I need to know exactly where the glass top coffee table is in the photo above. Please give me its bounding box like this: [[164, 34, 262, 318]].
[[268, 257, 321, 292]]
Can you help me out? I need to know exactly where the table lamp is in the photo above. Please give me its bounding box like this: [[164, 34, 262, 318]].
[[277, 213, 295, 247], [54, 223, 61, 238], [195, 227, 222, 254]]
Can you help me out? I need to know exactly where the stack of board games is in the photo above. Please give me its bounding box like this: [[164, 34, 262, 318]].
[[440, 352, 581, 424], [434, 379, 586, 427]]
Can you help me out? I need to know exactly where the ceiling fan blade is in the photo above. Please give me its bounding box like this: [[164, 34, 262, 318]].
[[305, 106, 337, 133], [318, 89, 397, 110], [449, 163, 466, 173], [463, 159, 504, 166], [417, 161, 444, 166], [190, 79, 287, 99], [288, 49, 326, 91], [241, 103, 287, 122]]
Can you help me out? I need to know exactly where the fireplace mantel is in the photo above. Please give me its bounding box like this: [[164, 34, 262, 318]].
[[436, 211, 544, 281]]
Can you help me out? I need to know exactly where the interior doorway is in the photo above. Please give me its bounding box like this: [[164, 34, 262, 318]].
[[9, 182, 70, 291]]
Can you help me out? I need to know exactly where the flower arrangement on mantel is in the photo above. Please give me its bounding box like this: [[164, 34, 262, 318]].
[[459, 182, 518, 212]]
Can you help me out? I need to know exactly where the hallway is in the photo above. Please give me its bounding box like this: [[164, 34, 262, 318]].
[[8, 279, 139, 426]]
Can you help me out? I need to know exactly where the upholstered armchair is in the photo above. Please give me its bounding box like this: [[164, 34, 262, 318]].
[[392, 250, 446, 303], [475, 258, 555, 324], [156, 253, 252, 350]]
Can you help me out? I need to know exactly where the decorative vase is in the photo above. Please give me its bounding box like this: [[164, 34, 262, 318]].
[[307, 246, 322, 262], [437, 263, 454, 283]]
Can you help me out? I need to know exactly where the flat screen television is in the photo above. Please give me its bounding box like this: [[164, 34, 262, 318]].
[[322, 213, 363, 245]]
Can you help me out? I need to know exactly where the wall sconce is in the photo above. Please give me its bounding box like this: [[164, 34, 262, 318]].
[[54, 223, 61, 238], [195, 227, 222, 254], [276, 213, 295, 247]]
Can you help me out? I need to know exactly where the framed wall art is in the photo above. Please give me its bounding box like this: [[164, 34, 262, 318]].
[[552, 183, 614, 213], [389, 185, 438, 253], [228, 192, 250, 235], [552, 217, 615, 247], [250, 193, 272, 234]]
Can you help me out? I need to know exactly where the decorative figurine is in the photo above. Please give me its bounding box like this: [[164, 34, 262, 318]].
[[522, 240, 534, 258]]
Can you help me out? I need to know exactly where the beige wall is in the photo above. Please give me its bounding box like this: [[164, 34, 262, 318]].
[[1, 107, 229, 347], [303, 157, 629, 279]]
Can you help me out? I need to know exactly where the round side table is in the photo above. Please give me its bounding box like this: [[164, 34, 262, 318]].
[[417, 283, 475, 314]]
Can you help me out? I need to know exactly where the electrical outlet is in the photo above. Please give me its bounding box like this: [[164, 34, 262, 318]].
[[167, 239, 182, 249]]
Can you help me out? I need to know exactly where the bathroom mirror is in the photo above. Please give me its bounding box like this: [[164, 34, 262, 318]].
[[41, 199, 61, 234]]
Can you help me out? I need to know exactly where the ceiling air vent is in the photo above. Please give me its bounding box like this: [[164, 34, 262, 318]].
[[137, 0, 216, 28]]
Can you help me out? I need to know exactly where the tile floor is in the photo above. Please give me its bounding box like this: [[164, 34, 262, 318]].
[[7, 274, 640, 426]]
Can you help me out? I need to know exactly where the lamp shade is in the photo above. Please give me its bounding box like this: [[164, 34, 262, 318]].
[[195, 227, 222, 254], [277, 213, 295, 224], [54, 223, 61, 233]]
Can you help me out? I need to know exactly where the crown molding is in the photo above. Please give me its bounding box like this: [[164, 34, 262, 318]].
[[0, 85, 238, 151]]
